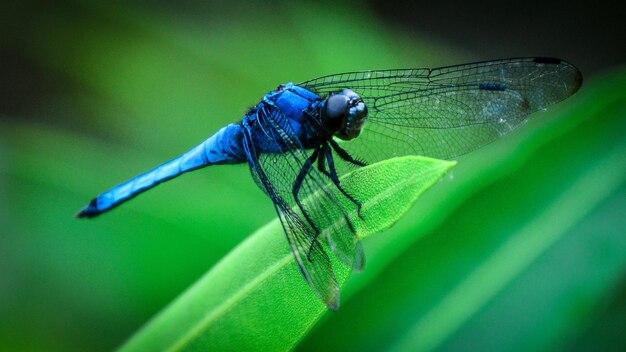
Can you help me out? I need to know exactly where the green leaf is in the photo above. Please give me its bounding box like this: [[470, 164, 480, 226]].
[[119, 156, 455, 352]]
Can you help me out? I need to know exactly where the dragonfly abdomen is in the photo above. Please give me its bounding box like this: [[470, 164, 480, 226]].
[[78, 123, 246, 218]]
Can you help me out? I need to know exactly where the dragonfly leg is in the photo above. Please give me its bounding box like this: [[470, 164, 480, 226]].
[[316, 146, 332, 178], [328, 139, 367, 167], [323, 144, 365, 220], [293, 148, 330, 262], [297, 146, 357, 262], [293, 148, 321, 237]]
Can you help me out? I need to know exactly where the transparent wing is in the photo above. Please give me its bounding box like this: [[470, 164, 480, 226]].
[[243, 106, 364, 310], [300, 57, 582, 166]]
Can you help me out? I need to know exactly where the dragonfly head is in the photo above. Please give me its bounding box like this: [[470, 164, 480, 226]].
[[322, 89, 368, 140]]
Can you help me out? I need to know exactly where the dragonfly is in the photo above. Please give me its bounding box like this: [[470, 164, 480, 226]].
[[78, 57, 582, 310]]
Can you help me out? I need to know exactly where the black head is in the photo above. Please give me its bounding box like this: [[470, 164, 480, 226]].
[[321, 89, 368, 140]]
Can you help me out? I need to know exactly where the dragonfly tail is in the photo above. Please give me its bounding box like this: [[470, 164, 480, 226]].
[[76, 143, 211, 218], [78, 123, 245, 218], [77, 198, 104, 218]]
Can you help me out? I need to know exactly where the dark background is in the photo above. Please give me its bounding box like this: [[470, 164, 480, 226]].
[[372, 0, 625, 75], [2, 0, 625, 121]]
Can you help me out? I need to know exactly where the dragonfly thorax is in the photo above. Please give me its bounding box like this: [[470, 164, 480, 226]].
[[321, 89, 368, 140]]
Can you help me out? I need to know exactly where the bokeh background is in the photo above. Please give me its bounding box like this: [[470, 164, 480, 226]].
[[2, 0, 625, 351]]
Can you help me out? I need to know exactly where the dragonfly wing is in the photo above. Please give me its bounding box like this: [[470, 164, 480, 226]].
[[243, 107, 364, 309], [300, 57, 582, 167]]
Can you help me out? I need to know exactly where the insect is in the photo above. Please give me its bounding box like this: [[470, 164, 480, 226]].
[[78, 57, 582, 310]]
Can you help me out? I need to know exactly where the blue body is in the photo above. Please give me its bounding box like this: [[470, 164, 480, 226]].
[[78, 83, 320, 217]]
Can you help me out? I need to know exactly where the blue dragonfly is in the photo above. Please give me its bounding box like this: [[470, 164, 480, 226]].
[[79, 57, 582, 310]]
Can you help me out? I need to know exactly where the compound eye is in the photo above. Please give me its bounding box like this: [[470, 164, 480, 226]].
[[325, 94, 349, 120]]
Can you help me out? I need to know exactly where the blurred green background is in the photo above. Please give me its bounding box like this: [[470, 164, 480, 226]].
[[1, 1, 625, 351]]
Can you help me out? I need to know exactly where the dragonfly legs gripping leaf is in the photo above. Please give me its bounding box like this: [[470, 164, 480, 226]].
[[293, 148, 322, 236], [318, 144, 365, 220], [292, 144, 363, 262], [328, 139, 367, 167], [302, 106, 365, 218]]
